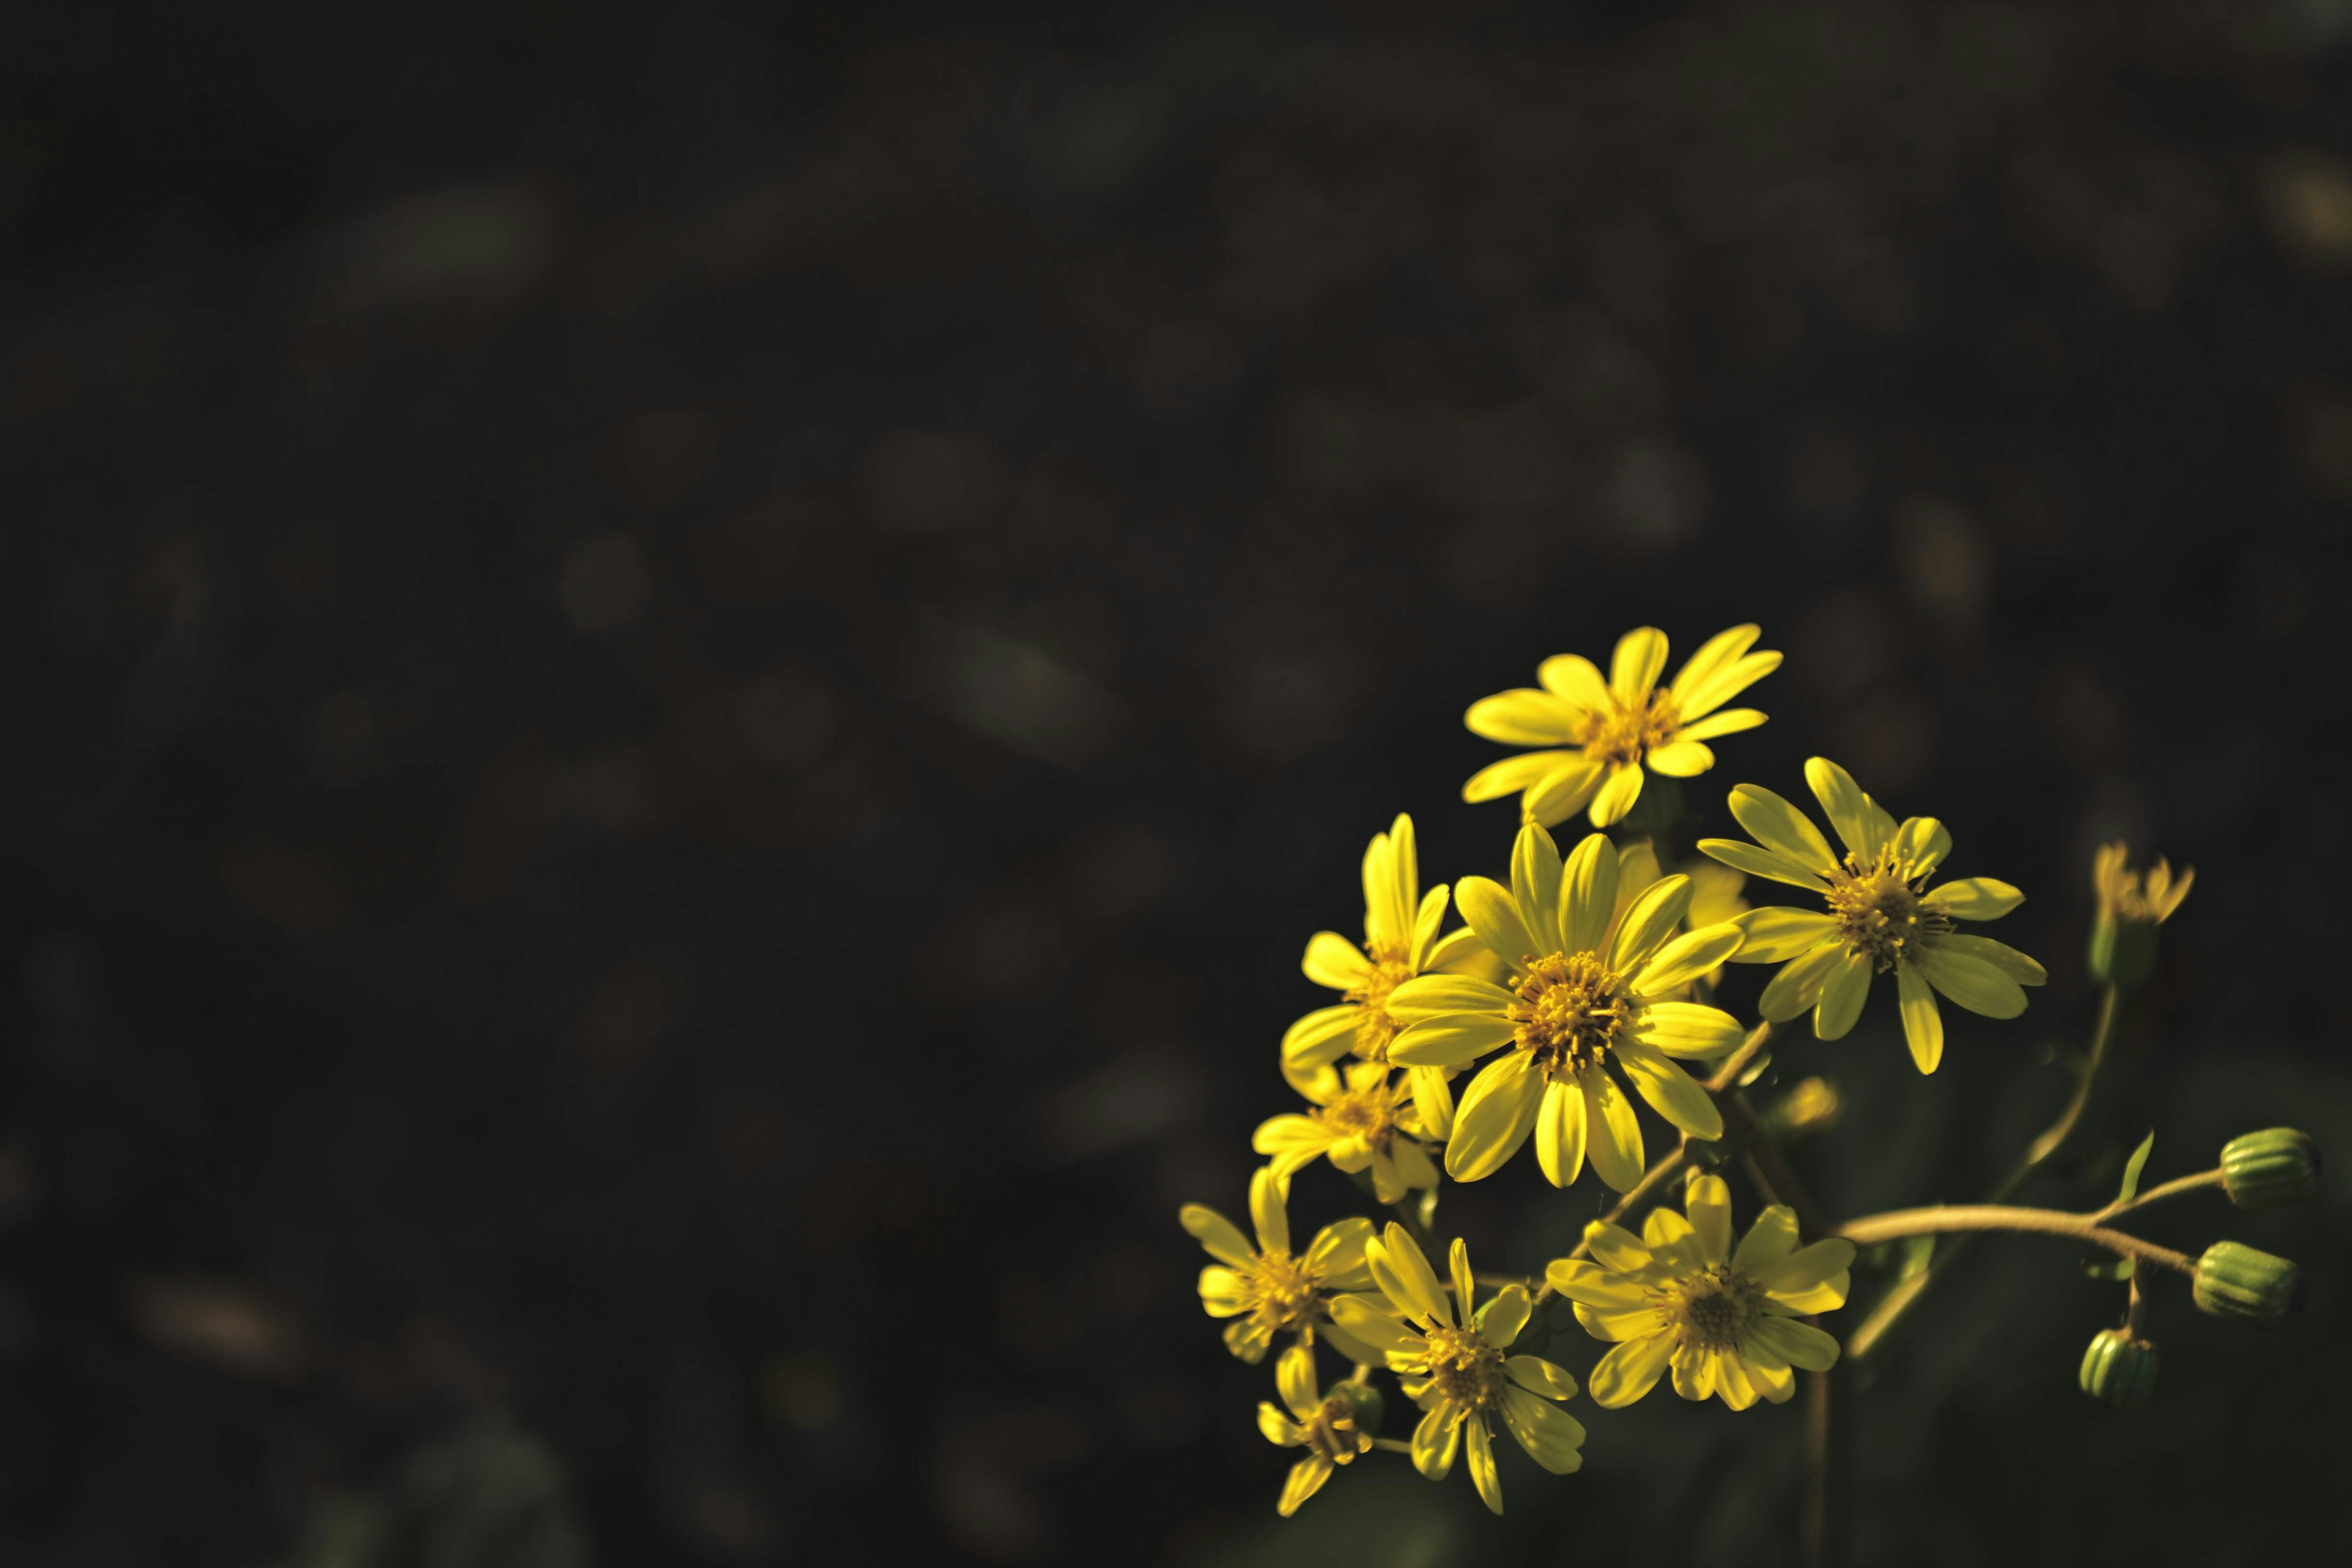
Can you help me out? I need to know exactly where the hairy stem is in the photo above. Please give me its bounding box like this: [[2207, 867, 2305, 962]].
[[1836, 1205, 2195, 1273]]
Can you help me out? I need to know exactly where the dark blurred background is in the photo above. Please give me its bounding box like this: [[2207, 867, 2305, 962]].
[[5, 1, 2351, 1562]]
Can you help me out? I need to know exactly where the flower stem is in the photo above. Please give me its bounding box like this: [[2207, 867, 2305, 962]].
[[1371, 1436, 1414, 1455], [2094, 1166, 2225, 1224], [1836, 1205, 2195, 1274]]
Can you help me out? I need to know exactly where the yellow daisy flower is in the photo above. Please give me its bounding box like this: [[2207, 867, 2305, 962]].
[[2092, 841, 2194, 926], [1382, 825, 1749, 1191], [1182, 1167, 1382, 1364], [1254, 1062, 1441, 1205], [1258, 1344, 1377, 1517], [1546, 1170, 1856, 1411], [1283, 813, 1471, 1139], [1326, 1226, 1584, 1515], [1698, 757, 2048, 1074], [1462, 624, 1781, 829]]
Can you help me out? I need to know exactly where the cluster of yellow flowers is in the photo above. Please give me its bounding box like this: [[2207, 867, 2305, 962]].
[[1182, 624, 2049, 1517]]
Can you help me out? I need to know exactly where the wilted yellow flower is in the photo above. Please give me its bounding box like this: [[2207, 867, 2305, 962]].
[[1383, 826, 1747, 1191], [1462, 624, 1781, 828], [1547, 1170, 1855, 1410], [1329, 1226, 1584, 1514], [1258, 1344, 1376, 1517], [1182, 1167, 1382, 1363], [1254, 1062, 1441, 1205], [1283, 813, 1474, 1139], [1700, 758, 2046, 1074], [2089, 842, 2194, 989]]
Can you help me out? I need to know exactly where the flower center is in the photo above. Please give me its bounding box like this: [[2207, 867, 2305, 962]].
[[1578, 690, 1679, 769], [1245, 1250, 1319, 1332], [1342, 941, 1415, 1061], [1509, 953, 1634, 1081], [1316, 1084, 1399, 1148], [1824, 848, 1950, 972], [1423, 1324, 1508, 1412], [1303, 1393, 1374, 1464], [1664, 1266, 1766, 1352]]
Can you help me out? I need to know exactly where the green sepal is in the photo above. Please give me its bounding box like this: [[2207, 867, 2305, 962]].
[[1333, 1379, 1384, 1436], [2086, 915, 2158, 990]]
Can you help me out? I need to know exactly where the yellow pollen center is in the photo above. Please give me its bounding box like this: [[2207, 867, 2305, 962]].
[[1245, 1250, 1319, 1331], [1578, 690, 1679, 768], [1423, 1325, 1508, 1411], [1303, 1394, 1373, 1464], [1825, 848, 1950, 971], [1509, 953, 1634, 1080], [1316, 1085, 1398, 1149], [1665, 1266, 1765, 1352], [1343, 941, 1415, 1061]]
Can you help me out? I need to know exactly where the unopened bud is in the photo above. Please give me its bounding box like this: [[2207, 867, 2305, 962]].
[[2220, 1128, 2321, 1211], [2077, 1329, 2159, 1409], [1761, 1076, 1844, 1140], [2191, 1241, 2302, 1322], [2087, 843, 2192, 990]]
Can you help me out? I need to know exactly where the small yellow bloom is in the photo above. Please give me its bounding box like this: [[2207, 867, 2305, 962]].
[[1383, 826, 1749, 1191], [1182, 1167, 1382, 1364], [1462, 624, 1781, 828], [2089, 842, 2193, 989], [1284, 813, 1476, 1139], [1258, 1344, 1376, 1517], [1699, 757, 2048, 1074], [1548, 1170, 1856, 1411], [1254, 1063, 1441, 1205], [1329, 1227, 1585, 1515]]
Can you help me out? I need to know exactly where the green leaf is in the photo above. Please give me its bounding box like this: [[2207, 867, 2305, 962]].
[[2083, 1255, 2136, 1281], [2116, 1131, 2155, 1205], [1895, 1234, 1935, 1281]]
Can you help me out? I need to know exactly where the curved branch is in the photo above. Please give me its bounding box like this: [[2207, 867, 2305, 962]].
[[1834, 1204, 2195, 1275]]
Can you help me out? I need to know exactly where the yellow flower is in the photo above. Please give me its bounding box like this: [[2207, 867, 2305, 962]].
[[1258, 1344, 1376, 1517], [1254, 1063, 1441, 1205], [1283, 813, 1475, 1139], [2092, 842, 2194, 925], [1182, 1167, 1382, 1364], [1327, 1226, 1584, 1515], [1462, 624, 1781, 828], [1698, 758, 2047, 1074], [1547, 1170, 1856, 1411], [1382, 825, 1748, 1191]]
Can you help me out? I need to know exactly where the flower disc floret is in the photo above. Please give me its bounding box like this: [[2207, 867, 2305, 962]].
[[1547, 1171, 1856, 1411], [1700, 757, 2048, 1074], [1384, 826, 1749, 1191], [1461, 624, 1781, 829], [1253, 1061, 1441, 1205], [1327, 1227, 1585, 1515], [1182, 1167, 1381, 1363]]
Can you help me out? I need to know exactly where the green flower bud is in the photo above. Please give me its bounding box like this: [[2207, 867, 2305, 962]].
[[2220, 1128, 2321, 1211], [2085, 915, 2158, 991], [2191, 1241, 2302, 1322], [1333, 1379, 1384, 1435], [2077, 1329, 2159, 1409]]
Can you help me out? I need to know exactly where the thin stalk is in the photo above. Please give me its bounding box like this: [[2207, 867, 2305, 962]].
[[2094, 1167, 2225, 1225], [1834, 1205, 2195, 1275], [1371, 1436, 1414, 1455]]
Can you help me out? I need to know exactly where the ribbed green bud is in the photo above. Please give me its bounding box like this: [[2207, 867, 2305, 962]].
[[2220, 1128, 2321, 1211], [2077, 1329, 2159, 1409], [2191, 1242, 2302, 1322]]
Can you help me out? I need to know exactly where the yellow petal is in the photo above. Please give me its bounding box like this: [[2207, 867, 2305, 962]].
[[1180, 1204, 1255, 1268], [1750, 1315, 1841, 1371], [1448, 1237, 1480, 1329], [1506, 1355, 1580, 1401], [1758, 941, 1844, 1021], [1253, 1114, 1333, 1158], [1751, 1357, 1798, 1404], [1559, 832, 1621, 956], [1678, 706, 1766, 742], [1385, 974, 1517, 1022], [1765, 1269, 1852, 1314], [1390, 1014, 1516, 1068], [1465, 1413, 1504, 1515], [1572, 1302, 1665, 1341], [1581, 1065, 1645, 1191], [1896, 962, 1943, 1074], [1249, 1166, 1290, 1256], [1382, 813, 1420, 949], [1377, 1223, 1453, 1328], [1445, 1052, 1546, 1181], [1534, 1077, 1586, 1189], [1260, 1402, 1305, 1448], [1410, 1405, 1460, 1481], [1628, 1001, 1746, 1060], [1665, 624, 1759, 706], [1913, 944, 2027, 1019], [1199, 1264, 1250, 1314], [1697, 837, 1830, 894], [1726, 784, 1839, 872], [1281, 1005, 1361, 1069], [1588, 761, 1646, 827], [1303, 931, 1372, 990], [1305, 1216, 1376, 1288], [1457, 873, 1541, 971], [1614, 1039, 1723, 1140], [1581, 1221, 1656, 1275], [1610, 626, 1670, 701], [1756, 1238, 1858, 1301], [1730, 1205, 1800, 1274], [1608, 874, 1694, 973], [1501, 1385, 1585, 1474], [1588, 1332, 1674, 1408], [1684, 1170, 1733, 1264], [1544, 1259, 1648, 1310], [1713, 1350, 1759, 1411], [1675, 648, 1781, 722], [1329, 1292, 1417, 1352], [1511, 821, 1567, 955], [1939, 932, 2047, 986], [1275, 1454, 1333, 1517], [1921, 877, 2025, 921], [1276, 1343, 1320, 1420], [1464, 749, 1581, 803], [1645, 739, 1715, 777], [1803, 757, 1887, 857], [1812, 949, 1875, 1040], [1633, 923, 1744, 995], [1523, 757, 1607, 826], [1409, 884, 1450, 972], [1726, 907, 1839, 962], [1641, 1205, 1708, 1275], [1670, 1342, 1714, 1401], [1408, 1063, 1456, 1141], [1537, 652, 1610, 710], [1477, 1282, 1531, 1349], [1894, 815, 1952, 879], [1466, 689, 1585, 745]]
